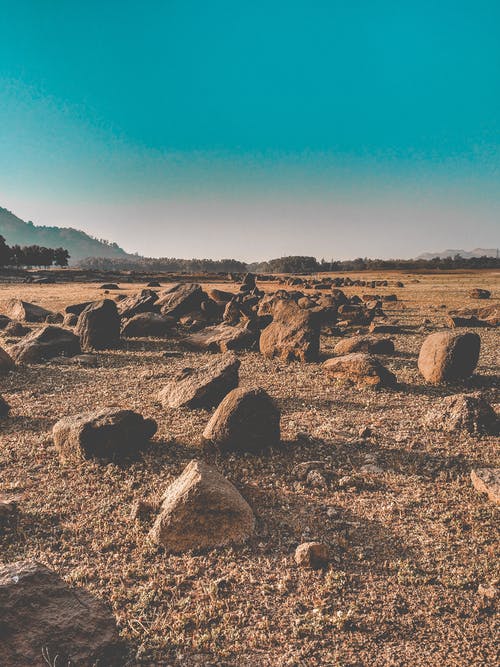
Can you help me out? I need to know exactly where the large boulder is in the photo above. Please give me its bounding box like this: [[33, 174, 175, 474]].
[[259, 300, 320, 362], [117, 289, 159, 319], [202, 387, 280, 453], [334, 335, 394, 356], [471, 469, 500, 504], [0, 560, 123, 667], [417, 331, 480, 384], [3, 298, 53, 322], [157, 283, 205, 318], [323, 353, 397, 388], [0, 345, 15, 374], [53, 408, 157, 463], [149, 460, 255, 552], [63, 301, 92, 316], [159, 352, 240, 409], [425, 393, 498, 435], [10, 326, 81, 363], [121, 312, 175, 337], [75, 299, 121, 350], [184, 323, 256, 352]]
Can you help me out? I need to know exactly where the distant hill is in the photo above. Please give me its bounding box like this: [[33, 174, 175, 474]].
[[416, 248, 498, 260], [0, 206, 130, 264]]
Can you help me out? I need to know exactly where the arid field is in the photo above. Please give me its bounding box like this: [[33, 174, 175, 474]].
[[0, 270, 498, 666]]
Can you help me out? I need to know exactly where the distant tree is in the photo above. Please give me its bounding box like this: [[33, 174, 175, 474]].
[[54, 247, 70, 267], [0, 235, 11, 266]]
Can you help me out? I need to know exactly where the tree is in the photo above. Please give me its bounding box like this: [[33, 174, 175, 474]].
[[54, 247, 70, 267], [0, 235, 11, 266]]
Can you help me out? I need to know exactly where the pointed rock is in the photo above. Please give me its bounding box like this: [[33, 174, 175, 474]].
[[10, 325, 81, 363]]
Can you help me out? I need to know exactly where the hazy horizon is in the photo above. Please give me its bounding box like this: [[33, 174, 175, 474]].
[[1, 2, 499, 261]]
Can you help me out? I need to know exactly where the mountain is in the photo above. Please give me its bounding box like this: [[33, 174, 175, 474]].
[[416, 248, 498, 260], [0, 207, 130, 264]]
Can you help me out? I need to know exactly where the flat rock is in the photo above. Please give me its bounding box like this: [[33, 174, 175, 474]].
[[323, 353, 397, 388], [418, 331, 480, 384], [149, 460, 255, 553], [470, 468, 500, 504], [121, 312, 175, 337], [158, 352, 240, 408], [53, 407, 157, 462], [334, 335, 394, 355], [0, 560, 123, 666], [202, 386, 280, 453], [10, 325, 81, 363], [184, 323, 256, 352], [3, 298, 53, 323]]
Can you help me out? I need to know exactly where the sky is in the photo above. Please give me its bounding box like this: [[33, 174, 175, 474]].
[[0, 0, 499, 261]]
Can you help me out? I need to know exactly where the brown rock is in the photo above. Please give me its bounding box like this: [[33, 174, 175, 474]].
[[323, 353, 397, 388], [121, 312, 175, 337], [425, 393, 499, 434], [3, 298, 53, 322], [334, 335, 394, 355], [158, 352, 240, 409], [53, 408, 157, 462], [368, 322, 401, 334], [76, 299, 121, 350], [117, 289, 159, 319], [417, 331, 480, 384], [259, 300, 320, 362], [0, 345, 15, 374], [202, 387, 280, 453], [470, 468, 500, 504], [295, 542, 329, 568], [0, 560, 123, 667], [470, 288, 491, 299], [184, 323, 256, 352], [4, 321, 31, 337], [10, 325, 81, 363], [0, 395, 10, 417], [149, 460, 255, 553], [157, 283, 204, 318]]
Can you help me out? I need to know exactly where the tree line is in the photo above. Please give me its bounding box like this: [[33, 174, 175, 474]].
[[78, 255, 248, 273], [0, 235, 70, 268]]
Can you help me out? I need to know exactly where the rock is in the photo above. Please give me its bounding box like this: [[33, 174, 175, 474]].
[[0, 560, 123, 667], [446, 315, 488, 328], [240, 272, 256, 291], [359, 463, 384, 474], [184, 323, 256, 352], [323, 353, 397, 388], [477, 583, 498, 600], [0, 495, 18, 525], [63, 313, 79, 327], [0, 395, 10, 416], [417, 331, 480, 384], [149, 460, 255, 553], [157, 283, 205, 318], [208, 288, 234, 304], [337, 304, 373, 325], [10, 326, 82, 363], [333, 335, 394, 355], [117, 289, 159, 318], [3, 321, 31, 337], [259, 300, 320, 362], [0, 345, 15, 374], [76, 299, 121, 350], [45, 312, 64, 324], [158, 352, 240, 408], [202, 387, 280, 453], [0, 314, 11, 329], [470, 288, 491, 299], [294, 542, 329, 569], [470, 468, 500, 504], [100, 283, 119, 289], [425, 393, 499, 434], [53, 408, 157, 462], [147, 281, 161, 287], [292, 460, 325, 481], [121, 312, 175, 337], [3, 298, 53, 322], [63, 302, 92, 316], [130, 499, 155, 521]]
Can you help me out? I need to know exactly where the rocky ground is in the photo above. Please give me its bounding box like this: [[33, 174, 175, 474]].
[[0, 270, 498, 666]]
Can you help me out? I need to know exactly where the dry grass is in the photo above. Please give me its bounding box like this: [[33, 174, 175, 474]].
[[0, 270, 499, 666]]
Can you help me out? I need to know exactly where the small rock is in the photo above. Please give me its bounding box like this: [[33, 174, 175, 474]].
[[294, 542, 329, 569], [470, 468, 500, 504]]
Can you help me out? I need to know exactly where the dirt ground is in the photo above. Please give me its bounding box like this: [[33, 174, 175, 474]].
[[0, 270, 498, 666]]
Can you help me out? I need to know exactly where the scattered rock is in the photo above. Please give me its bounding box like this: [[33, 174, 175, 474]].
[[202, 387, 280, 453], [334, 335, 394, 355], [76, 299, 121, 350], [0, 560, 123, 667], [53, 408, 157, 462], [470, 288, 490, 299], [425, 393, 499, 434], [157, 283, 205, 318], [0, 345, 15, 374], [3, 298, 53, 322], [149, 460, 255, 553], [294, 542, 329, 569], [368, 323, 401, 334], [3, 321, 31, 337], [0, 314, 11, 329], [417, 331, 480, 384], [259, 300, 320, 362], [323, 353, 397, 388], [100, 283, 119, 289], [470, 468, 500, 504], [159, 352, 240, 409], [117, 289, 159, 319], [0, 495, 18, 524], [121, 312, 175, 337], [0, 395, 10, 417], [10, 325, 82, 363], [184, 323, 256, 352]]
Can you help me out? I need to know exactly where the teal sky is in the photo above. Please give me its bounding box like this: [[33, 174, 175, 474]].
[[0, 1, 499, 260]]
